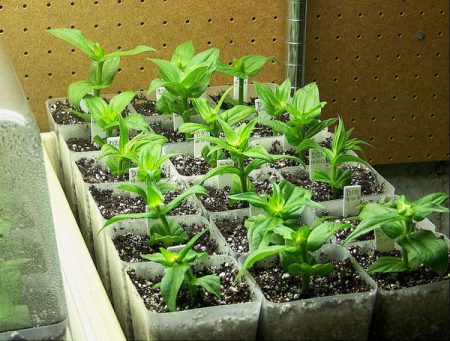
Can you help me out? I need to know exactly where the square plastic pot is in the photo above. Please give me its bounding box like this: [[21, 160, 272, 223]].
[[256, 244, 377, 340], [125, 255, 262, 340]]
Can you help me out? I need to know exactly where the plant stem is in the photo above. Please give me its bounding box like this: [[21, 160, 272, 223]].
[[238, 156, 247, 192], [157, 207, 171, 233], [182, 97, 192, 141], [239, 77, 244, 105], [94, 61, 104, 97], [185, 269, 197, 303], [401, 247, 409, 269], [301, 274, 311, 291], [330, 163, 338, 197]]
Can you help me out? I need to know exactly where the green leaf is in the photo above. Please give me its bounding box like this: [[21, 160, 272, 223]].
[[236, 244, 293, 281], [192, 275, 221, 298], [243, 145, 275, 163], [221, 105, 256, 126], [141, 252, 173, 266], [160, 264, 189, 311], [100, 57, 120, 85], [101, 211, 159, 233], [254, 81, 276, 114], [171, 40, 195, 69], [84, 95, 109, 122], [246, 215, 284, 252], [148, 219, 188, 247], [48, 28, 97, 59], [182, 65, 212, 97], [217, 118, 239, 146], [148, 78, 166, 94], [307, 222, 351, 252], [177, 229, 209, 261], [200, 166, 241, 184], [178, 122, 211, 134], [368, 256, 409, 273], [150, 58, 183, 82], [228, 192, 268, 209], [188, 47, 220, 71], [109, 91, 136, 116], [116, 183, 147, 202], [241, 54, 275, 77], [292, 82, 322, 115], [412, 193, 450, 221], [123, 113, 150, 132], [264, 120, 299, 146], [397, 230, 448, 275], [311, 263, 335, 276], [103, 45, 155, 61], [162, 185, 208, 215], [68, 80, 107, 107]]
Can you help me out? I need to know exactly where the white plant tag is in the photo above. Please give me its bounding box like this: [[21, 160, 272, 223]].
[[217, 159, 234, 188], [80, 99, 89, 113], [375, 228, 395, 252], [107, 136, 120, 148], [343, 185, 361, 217], [172, 113, 183, 130], [90, 117, 106, 144], [255, 98, 270, 122], [309, 149, 327, 180], [233, 76, 248, 101], [194, 132, 210, 158], [129, 167, 138, 184], [167, 244, 186, 253], [156, 87, 166, 101]]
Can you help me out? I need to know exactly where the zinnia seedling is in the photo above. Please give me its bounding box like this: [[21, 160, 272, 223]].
[[254, 78, 291, 119], [48, 28, 154, 107], [141, 229, 221, 312], [344, 193, 450, 275]]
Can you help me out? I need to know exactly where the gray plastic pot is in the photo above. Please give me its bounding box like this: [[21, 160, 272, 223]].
[[125, 255, 262, 340], [256, 244, 377, 340]]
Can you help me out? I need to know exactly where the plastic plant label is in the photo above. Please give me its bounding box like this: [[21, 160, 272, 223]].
[[343, 185, 361, 217], [255, 98, 270, 122], [217, 159, 234, 188], [194, 132, 210, 158], [80, 99, 89, 113], [107, 137, 120, 148], [90, 117, 106, 144], [156, 87, 166, 101], [375, 228, 395, 252], [308, 149, 327, 180], [233, 76, 248, 101], [167, 244, 186, 253], [172, 113, 184, 130], [129, 167, 138, 184]]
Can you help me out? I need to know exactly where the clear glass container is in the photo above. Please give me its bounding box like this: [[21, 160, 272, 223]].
[[0, 44, 67, 339]]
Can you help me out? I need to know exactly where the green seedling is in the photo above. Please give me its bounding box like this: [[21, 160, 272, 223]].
[[81, 91, 149, 140], [198, 116, 299, 193], [299, 117, 371, 195], [48, 28, 154, 106], [217, 54, 275, 105], [141, 230, 220, 312], [263, 82, 337, 162], [179, 87, 256, 166], [148, 40, 220, 129], [254, 78, 291, 119], [237, 220, 351, 291], [102, 179, 208, 247], [98, 118, 166, 178], [134, 142, 178, 183], [345, 193, 450, 275]]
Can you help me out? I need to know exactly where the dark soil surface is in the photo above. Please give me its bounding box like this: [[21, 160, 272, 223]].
[[150, 122, 186, 143], [170, 154, 211, 176], [281, 164, 383, 202], [76, 158, 121, 183], [199, 186, 249, 212], [66, 138, 99, 152], [348, 246, 450, 290], [214, 217, 249, 253], [128, 261, 251, 312], [251, 257, 371, 303], [209, 94, 256, 110], [320, 216, 374, 243], [250, 170, 282, 195], [131, 93, 160, 116], [268, 141, 300, 169], [251, 123, 277, 138], [49, 99, 85, 125], [113, 223, 219, 263], [89, 186, 199, 219]]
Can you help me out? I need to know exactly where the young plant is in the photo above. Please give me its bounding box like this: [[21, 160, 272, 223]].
[[148, 40, 219, 125], [344, 193, 450, 275], [216, 54, 275, 105], [82, 91, 150, 139], [254, 78, 291, 119], [236, 220, 350, 291], [134, 142, 177, 183], [141, 229, 220, 312], [98, 118, 167, 178], [48, 28, 154, 106], [198, 115, 298, 193], [263, 82, 337, 161], [298, 117, 371, 195], [229, 180, 323, 250], [178, 87, 256, 166], [102, 179, 208, 246]]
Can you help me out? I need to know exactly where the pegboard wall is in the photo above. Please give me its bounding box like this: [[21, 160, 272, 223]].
[[0, 0, 448, 165]]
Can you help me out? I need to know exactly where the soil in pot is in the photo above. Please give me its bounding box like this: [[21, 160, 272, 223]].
[[281, 164, 383, 202], [150, 122, 186, 143], [49, 99, 85, 125], [268, 141, 299, 169], [127, 261, 251, 312], [214, 217, 249, 254], [250, 170, 281, 195], [209, 94, 256, 110], [113, 224, 219, 263], [321, 216, 373, 243], [170, 154, 211, 176], [131, 94, 160, 116], [89, 186, 200, 219], [348, 246, 450, 290], [198, 186, 249, 212], [251, 255, 371, 303], [66, 138, 100, 152]]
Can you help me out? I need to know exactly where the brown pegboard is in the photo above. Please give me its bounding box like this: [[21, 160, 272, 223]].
[[305, 0, 449, 164], [0, 0, 448, 165]]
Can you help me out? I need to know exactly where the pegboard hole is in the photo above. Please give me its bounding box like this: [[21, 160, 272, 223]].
[[117, 46, 122, 50], [140, 66, 145, 71], [273, 16, 278, 20], [355, 55, 360, 60], [371, 117, 376, 122], [373, 75, 379, 80], [392, 95, 398, 100], [378, 12, 384, 17], [207, 41, 212, 46], [23, 4, 27, 9], [94, 1, 99, 4], [414, 74, 419, 79], [427, 154, 432, 159], [335, 56, 339, 61], [358, 12, 363, 17], [333, 78, 338, 83], [117, 23, 122, 27], [407, 155, 412, 160], [372, 97, 378, 102], [162, 43, 167, 48], [352, 97, 358, 103], [428, 134, 433, 138], [251, 16, 257, 21], [397, 33, 403, 38], [412, 94, 417, 99], [411, 114, 416, 119], [440, 10, 445, 15], [394, 74, 399, 80], [389, 136, 394, 141], [47, 50, 52, 55], [47, 3, 52, 8], [336, 35, 341, 40], [432, 93, 438, 99], [208, 18, 212, 23], [229, 17, 234, 22], [353, 76, 359, 81], [272, 37, 277, 42], [140, 22, 145, 26], [94, 24, 99, 29], [251, 38, 256, 44], [375, 54, 381, 59], [185, 19, 190, 24], [118, 68, 122, 73], [437, 32, 443, 36], [229, 39, 234, 45], [316, 14, 320, 19], [315, 36, 320, 41], [416, 53, 421, 58], [228, 61, 232, 66], [420, 11, 425, 15], [434, 72, 439, 78], [369, 137, 375, 142], [435, 51, 441, 57], [48, 72, 53, 77], [391, 115, 396, 120], [71, 48, 75, 53], [357, 34, 362, 39], [332, 99, 337, 103], [71, 71, 76, 75], [351, 118, 356, 123], [409, 135, 414, 140], [70, 1, 75, 6], [388, 156, 393, 161], [23, 51, 29, 56], [430, 113, 436, 118], [396, 54, 401, 59], [337, 13, 342, 18], [23, 28, 28, 32], [163, 20, 168, 25], [24, 74, 29, 79], [376, 33, 382, 39], [0, 29, 5, 34], [399, 11, 405, 16]]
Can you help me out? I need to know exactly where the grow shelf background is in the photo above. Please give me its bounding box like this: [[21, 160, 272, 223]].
[[0, 0, 448, 165]]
